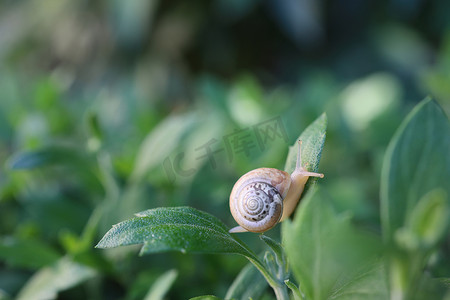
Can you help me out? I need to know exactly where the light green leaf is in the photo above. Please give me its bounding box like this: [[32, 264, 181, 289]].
[[131, 112, 197, 182], [284, 279, 304, 300], [282, 190, 384, 300], [404, 189, 449, 249], [144, 269, 178, 300], [260, 235, 288, 276], [0, 237, 60, 270], [284, 113, 327, 174], [381, 98, 450, 244], [328, 261, 388, 300], [17, 257, 96, 300], [225, 262, 268, 300], [96, 207, 255, 258], [284, 113, 327, 194]]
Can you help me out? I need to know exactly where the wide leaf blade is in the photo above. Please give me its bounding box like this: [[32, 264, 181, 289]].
[[380, 98, 450, 243], [282, 190, 384, 300], [96, 207, 254, 257]]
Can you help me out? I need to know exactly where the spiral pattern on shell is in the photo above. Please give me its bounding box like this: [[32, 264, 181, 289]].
[[232, 181, 283, 232]]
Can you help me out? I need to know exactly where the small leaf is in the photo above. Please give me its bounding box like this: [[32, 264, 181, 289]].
[[96, 207, 255, 258], [407, 189, 449, 248], [284, 113, 327, 174], [282, 189, 384, 300], [264, 251, 278, 279], [17, 257, 96, 300], [284, 113, 327, 196], [395, 189, 449, 251], [260, 235, 288, 275], [225, 262, 268, 300], [284, 279, 304, 300], [143, 269, 178, 300], [381, 98, 450, 244]]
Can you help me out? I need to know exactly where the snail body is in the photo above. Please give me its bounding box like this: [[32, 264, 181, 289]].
[[229, 141, 324, 233]]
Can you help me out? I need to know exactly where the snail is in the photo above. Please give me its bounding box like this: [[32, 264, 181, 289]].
[[229, 140, 324, 233]]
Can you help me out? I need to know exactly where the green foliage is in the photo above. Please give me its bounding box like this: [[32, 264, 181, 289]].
[[381, 98, 450, 244], [284, 113, 327, 175], [96, 114, 328, 299], [381, 98, 450, 299], [96, 207, 254, 257], [284, 113, 327, 195], [283, 190, 386, 300], [1, 1, 449, 298], [96, 99, 449, 299]]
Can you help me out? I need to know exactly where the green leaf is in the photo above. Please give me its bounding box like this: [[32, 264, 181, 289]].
[[96, 207, 255, 258], [17, 257, 96, 300], [260, 235, 288, 276], [0, 237, 60, 269], [143, 269, 178, 300], [282, 190, 385, 300], [381, 98, 450, 244], [401, 189, 449, 249], [7, 146, 87, 170], [130, 112, 197, 182], [284, 279, 304, 300], [328, 261, 388, 300], [284, 113, 327, 195], [284, 113, 327, 174], [225, 262, 268, 300]]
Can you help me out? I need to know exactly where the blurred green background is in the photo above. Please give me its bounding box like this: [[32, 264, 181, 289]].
[[0, 0, 449, 299]]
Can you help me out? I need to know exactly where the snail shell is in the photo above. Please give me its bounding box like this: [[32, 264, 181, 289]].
[[229, 168, 290, 233], [229, 140, 324, 233]]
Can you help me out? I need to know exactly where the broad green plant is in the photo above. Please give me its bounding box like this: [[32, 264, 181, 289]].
[[96, 98, 449, 299]]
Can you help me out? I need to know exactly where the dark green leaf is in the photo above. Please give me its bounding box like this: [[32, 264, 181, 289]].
[[282, 190, 385, 300], [96, 207, 255, 257], [381, 98, 450, 244]]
